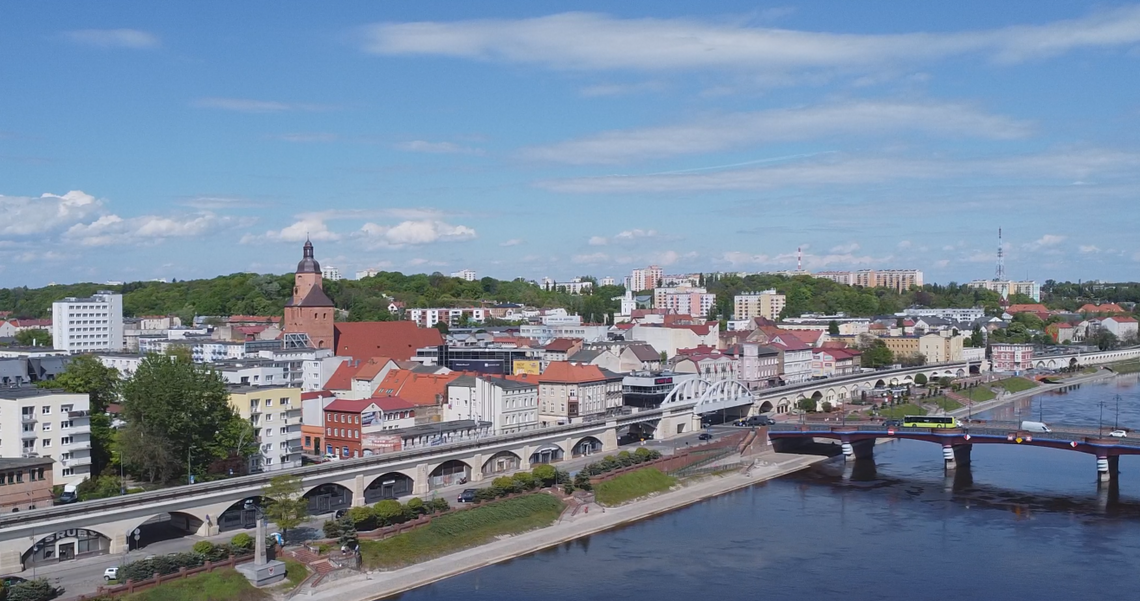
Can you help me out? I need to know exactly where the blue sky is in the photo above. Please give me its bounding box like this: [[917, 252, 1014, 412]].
[[2, 2, 1139, 287]]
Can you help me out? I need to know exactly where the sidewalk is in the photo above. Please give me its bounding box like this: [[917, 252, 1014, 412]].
[[303, 453, 826, 601]]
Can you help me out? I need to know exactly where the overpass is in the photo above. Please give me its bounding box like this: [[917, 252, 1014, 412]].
[[1029, 347, 1140, 370], [769, 421, 1140, 482]]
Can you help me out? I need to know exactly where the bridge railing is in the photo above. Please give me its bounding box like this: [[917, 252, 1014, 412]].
[[769, 422, 1140, 448]]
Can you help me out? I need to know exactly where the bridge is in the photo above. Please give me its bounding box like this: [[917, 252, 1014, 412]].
[[769, 421, 1140, 483]]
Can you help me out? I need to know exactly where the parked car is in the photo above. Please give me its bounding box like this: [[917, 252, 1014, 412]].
[[698, 432, 713, 441], [103, 567, 118, 581], [2, 575, 26, 587], [1109, 430, 1128, 438], [457, 488, 477, 503], [334, 509, 347, 519], [745, 415, 775, 427], [884, 419, 903, 428]]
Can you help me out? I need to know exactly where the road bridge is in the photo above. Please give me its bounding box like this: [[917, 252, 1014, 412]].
[[769, 421, 1140, 483]]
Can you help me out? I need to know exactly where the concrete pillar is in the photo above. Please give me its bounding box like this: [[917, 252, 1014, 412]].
[[196, 519, 219, 537], [1096, 454, 1113, 483], [519, 446, 533, 471], [470, 454, 484, 482], [851, 439, 875, 460], [413, 463, 429, 495], [110, 532, 129, 555], [0, 550, 23, 575], [351, 475, 366, 507], [953, 444, 972, 467], [599, 425, 619, 452], [942, 445, 956, 471], [840, 440, 856, 462]]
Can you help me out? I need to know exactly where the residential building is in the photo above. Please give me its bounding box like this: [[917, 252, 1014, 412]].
[[660, 273, 702, 288], [899, 307, 986, 322], [725, 343, 780, 387], [451, 269, 477, 281], [734, 290, 786, 321], [627, 322, 719, 359], [321, 265, 341, 281], [216, 359, 286, 387], [671, 346, 739, 382], [138, 339, 245, 363], [967, 279, 1041, 302], [755, 329, 813, 384], [320, 397, 418, 458], [283, 239, 335, 350], [227, 386, 304, 471], [655, 285, 716, 318], [0, 389, 91, 486], [551, 278, 593, 295], [629, 265, 663, 292], [334, 321, 444, 361], [96, 353, 144, 378], [355, 268, 379, 280], [1047, 322, 1079, 344], [538, 362, 623, 426], [254, 346, 342, 391], [445, 375, 539, 434], [407, 307, 489, 328], [52, 291, 123, 353], [812, 348, 862, 378], [0, 457, 54, 513], [621, 371, 700, 408], [991, 343, 1034, 372], [542, 338, 583, 368], [373, 370, 467, 423], [301, 390, 336, 456], [816, 269, 924, 292], [878, 336, 922, 361], [518, 323, 610, 343], [918, 334, 965, 364], [0, 354, 70, 387], [1079, 303, 1129, 315], [1102, 316, 1139, 341], [600, 276, 616, 287]]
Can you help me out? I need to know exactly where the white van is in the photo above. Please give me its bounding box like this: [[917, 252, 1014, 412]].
[[1020, 421, 1051, 433]]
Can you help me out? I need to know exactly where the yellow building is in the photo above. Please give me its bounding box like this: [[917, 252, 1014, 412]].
[[918, 334, 964, 364], [734, 290, 786, 320], [878, 336, 921, 360], [227, 386, 304, 471], [513, 359, 542, 375]]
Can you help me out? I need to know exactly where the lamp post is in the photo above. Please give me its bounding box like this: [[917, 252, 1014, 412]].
[[1099, 401, 1105, 438], [1115, 394, 1121, 431]]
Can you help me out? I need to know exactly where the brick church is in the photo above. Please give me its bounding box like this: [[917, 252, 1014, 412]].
[[283, 239, 335, 349]]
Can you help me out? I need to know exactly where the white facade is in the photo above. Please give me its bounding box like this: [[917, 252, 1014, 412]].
[[255, 347, 337, 390], [655, 286, 716, 318], [321, 265, 341, 281], [0, 390, 91, 486], [446, 377, 538, 434], [628, 325, 719, 359], [1102, 317, 1139, 341], [407, 307, 488, 328], [52, 292, 123, 353], [629, 265, 663, 292], [968, 279, 1041, 302], [95, 354, 144, 378], [554, 278, 593, 295], [138, 339, 245, 363], [218, 362, 287, 387], [229, 387, 304, 471], [600, 276, 616, 287], [900, 307, 986, 322], [451, 269, 477, 281], [518, 324, 610, 343], [734, 290, 786, 321], [355, 268, 379, 280]]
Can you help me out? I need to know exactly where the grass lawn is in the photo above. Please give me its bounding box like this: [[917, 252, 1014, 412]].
[[269, 558, 310, 592], [359, 494, 564, 569], [993, 377, 1039, 393], [594, 468, 677, 506], [927, 396, 962, 411], [121, 568, 267, 601], [961, 387, 996, 402], [878, 404, 927, 419], [1111, 361, 1140, 374]]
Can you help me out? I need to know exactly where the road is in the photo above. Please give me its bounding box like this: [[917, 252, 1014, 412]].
[[15, 427, 744, 598]]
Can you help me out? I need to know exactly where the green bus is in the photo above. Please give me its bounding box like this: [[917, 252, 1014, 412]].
[[902, 415, 960, 429]]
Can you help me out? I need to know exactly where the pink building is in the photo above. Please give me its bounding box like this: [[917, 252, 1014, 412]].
[[991, 343, 1034, 372]]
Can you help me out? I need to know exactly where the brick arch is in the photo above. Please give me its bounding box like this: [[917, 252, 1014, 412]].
[[482, 450, 522, 476], [571, 436, 604, 458]]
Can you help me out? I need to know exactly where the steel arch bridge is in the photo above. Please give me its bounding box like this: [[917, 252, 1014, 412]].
[[661, 378, 755, 415]]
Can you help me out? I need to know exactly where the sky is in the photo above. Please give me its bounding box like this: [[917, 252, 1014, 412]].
[[2, 2, 1139, 287]]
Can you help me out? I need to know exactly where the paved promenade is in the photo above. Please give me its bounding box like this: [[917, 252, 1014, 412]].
[[304, 453, 827, 601]]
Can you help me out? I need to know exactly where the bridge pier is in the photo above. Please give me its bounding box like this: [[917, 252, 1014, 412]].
[[1097, 454, 1120, 483], [840, 438, 875, 462]]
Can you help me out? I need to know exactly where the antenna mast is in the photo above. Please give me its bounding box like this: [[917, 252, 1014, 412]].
[[995, 227, 1005, 281], [797, 246, 802, 272]]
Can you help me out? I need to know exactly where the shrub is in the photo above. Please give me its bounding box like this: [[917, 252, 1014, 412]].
[[5, 578, 63, 601], [633, 446, 651, 461], [405, 497, 426, 516], [474, 488, 497, 503], [428, 497, 450, 513], [491, 476, 517, 496], [119, 552, 205, 582], [531, 464, 557, 486], [374, 499, 406, 526], [348, 505, 377, 531], [616, 450, 634, 467], [230, 533, 253, 552], [322, 519, 343, 539], [191, 541, 215, 556], [821, 401, 833, 413], [914, 373, 928, 386], [511, 471, 537, 491], [573, 472, 592, 492]]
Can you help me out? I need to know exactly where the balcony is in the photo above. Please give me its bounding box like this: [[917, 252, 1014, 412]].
[[20, 413, 37, 423], [66, 440, 92, 451], [20, 430, 37, 440], [61, 456, 92, 467], [63, 425, 91, 436]]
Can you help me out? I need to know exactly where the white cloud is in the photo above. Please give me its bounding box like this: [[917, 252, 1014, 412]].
[[1022, 234, 1066, 251], [522, 101, 1031, 164], [0, 191, 104, 236], [614, 228, 658, 241], [63, 29, 159, 49], [360, 8, 1140, 74], [64, 212, 236, 246], [500, 238, 524, 247], [830, 242, 860, 254], [244, 217, 342, 244], [396, 140, 485, 155], [898, 240, 913, 249], [588, 236, 609, 246], [1079, 245, 1101, 253], [722, 249, 886, 269], [191, 98, 335, 113], [934, 259, 951, 268], [359, 220, 476, 248], [572, 252, 609, 264]]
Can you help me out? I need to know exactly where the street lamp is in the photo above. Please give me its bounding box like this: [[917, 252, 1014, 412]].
[[1115, 394, 1121, 431], [1099, 401, 1105, 438]]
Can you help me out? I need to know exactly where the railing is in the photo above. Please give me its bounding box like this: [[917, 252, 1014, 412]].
[[20, 414, 37, 423], [769, 422, 1140, 448], [20, 430, 37, 439]]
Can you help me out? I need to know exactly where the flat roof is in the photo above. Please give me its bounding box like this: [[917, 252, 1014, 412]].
[[0, 387, 77, 400], [0, 457, 54, 469]]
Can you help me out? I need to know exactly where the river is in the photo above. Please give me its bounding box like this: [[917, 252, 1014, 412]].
[[386, 375, 1140, 601]]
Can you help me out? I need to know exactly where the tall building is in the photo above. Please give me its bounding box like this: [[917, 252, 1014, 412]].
[[655, 285, 716, 317], [321, 265, 341, 281], [227, 386, 304, 471], [451, 269, 477, 281], [283, 240, 335, 350], [967, 280, 1041, 302], [814, 269, 923, 292], [734, 290, 786, 320], [600, 276, 616, 287], [629, 265, 663, 292], [0, 389, 91, 486], [52, 291, 123, 353]]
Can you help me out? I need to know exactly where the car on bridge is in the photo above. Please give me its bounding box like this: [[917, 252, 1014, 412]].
[[698, 432, 713, 441], [1110, 430, 1128, 438]]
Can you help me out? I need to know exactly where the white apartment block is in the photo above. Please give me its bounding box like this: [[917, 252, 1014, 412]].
[[451, 269, 477, 281], [321, 265, 341, 281], [734, 290, 786, 321], [445, 376, 539, 434], [816, 270, 924, 292], [600, 276, 616, 287], [355, 268, 379, 280], [138, 339, 245, 363], [96, 354, 145, 378], [967, 279, 1041, 302], [52, 292, 123, 353], [0, 390, 92, 486], [407, 307, 488, 328], [900, 307, 986, 322], [553, 278, 593, 295], [629, 265, 663, 292], [254, 347, 339, 391]]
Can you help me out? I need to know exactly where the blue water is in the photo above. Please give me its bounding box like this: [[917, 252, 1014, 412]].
[[386, 375, 1140, 601]]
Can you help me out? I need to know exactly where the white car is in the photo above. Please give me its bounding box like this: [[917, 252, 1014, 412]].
[[1109, 430, 1128, 438], [103, 567, 118, 581]]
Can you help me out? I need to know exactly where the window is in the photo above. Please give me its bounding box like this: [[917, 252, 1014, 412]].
[[61, 405, 73, 413], [41, 406, 51, 415], [265, 399, 273, 407], [42, 423, 51, 432], [265, 414, 273, 422], [304, 436, 311, 446], [41, 439, 51, 448], [62, 468, 73, 477], [279, 427, 285, 435], [326, 428, 331, 436], [61, 436, 72, 445]]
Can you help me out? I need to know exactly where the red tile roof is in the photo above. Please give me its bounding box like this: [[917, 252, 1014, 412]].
[[368, 396, 419, 411], [353, 357, 394, 381], [543, 338, 582, 353], [1007, 304, 1049, 314], [323, 361, 358, 391], [334, 322, 443, 361], [1079, 303, 1127, 314], [374, 370, 465, 406], [538, 361, 610, 384], [787, 330, 824, 345], [324, 398, 373, 413]]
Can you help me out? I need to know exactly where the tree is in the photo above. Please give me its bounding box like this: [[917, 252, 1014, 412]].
[[532, 464, 557, 487], [38, 355, 120, 475], [433, 321, 449, 334], [118, 354, 249, 483], [860, 340, 894, 368], [1095, 330, 1119, 351], [373, 499, 405, 525], [4, 578, 63, 601], [828, 320, 840, 336], [914, 373, 928, 386], [14, 328, 52, 347], [261, 474, 308, 543], [796, 398, 816, 412]]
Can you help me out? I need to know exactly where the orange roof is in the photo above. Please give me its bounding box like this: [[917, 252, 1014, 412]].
[[324, 361, 357, 391], [334, 322, 443, 361], [1079, 303, 1127, 314], [1107, 316, 1138, 323], [353, 357, 395, 381], [544, 338, 582, 353], [538, 361, 610, 384], [374, 370, 465, 406], [787, 330, 824, 345], [1007, 304, 1049, 314]]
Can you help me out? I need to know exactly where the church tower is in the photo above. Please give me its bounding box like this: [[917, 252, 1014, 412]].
[[283, 239, 335, 349]]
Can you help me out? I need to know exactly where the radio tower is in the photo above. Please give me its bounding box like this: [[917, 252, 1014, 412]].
[[995, 228, 1005, 281], [797, 246, 802, 273]]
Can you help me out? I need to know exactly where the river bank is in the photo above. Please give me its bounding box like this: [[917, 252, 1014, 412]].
[[946, 370, 1117, 419], [303, 453, 827, 601]]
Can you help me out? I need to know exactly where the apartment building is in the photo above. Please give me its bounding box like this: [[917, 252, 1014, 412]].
[[538, 362, 623, 426], [406, 307, 489, 328], [655, 285, 716, 318], [227, 386, 303, 471], [992, 343, 1034, 372], [52, 292, 123, 353], [967, 279, 1041, 302], [451, 269, 477, 281], [445, 375, 539, 434], [0, 389, 91, 487], [0, 457, 54, 512], [628, 265, 663, 292], [734, 290, 786, 321], [816, 269, 924, 292]]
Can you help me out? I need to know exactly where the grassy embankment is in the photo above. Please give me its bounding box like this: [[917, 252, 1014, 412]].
[[992, 377, 1039, 394], [359, 494, 564, 569], [878, 404, 927, 419], [926, 396, 963, 412], [962, 387, 996, 403], [593, 468, 677, 506], [1110, 361, 1140, 375], [119, 569, 266, 601]]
